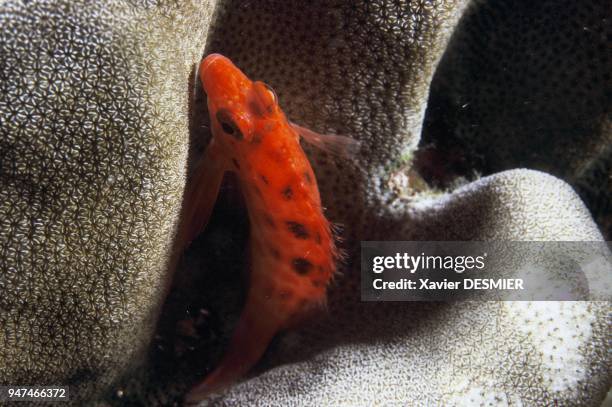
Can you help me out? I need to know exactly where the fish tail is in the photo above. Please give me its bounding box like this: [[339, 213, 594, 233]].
[[184, 303, 280, 403]]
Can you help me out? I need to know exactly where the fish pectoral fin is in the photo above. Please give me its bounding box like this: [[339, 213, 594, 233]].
[[290, 122, 361, 158], [178, 141, 227, 248]]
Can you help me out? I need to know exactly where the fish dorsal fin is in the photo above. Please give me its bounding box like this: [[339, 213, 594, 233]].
[[291, 122, 361, 158]]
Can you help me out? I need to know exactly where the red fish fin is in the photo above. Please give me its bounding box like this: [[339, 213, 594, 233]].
[[184, 305, 280, 403], [179, 141, 227, 248], [291, 122, 361, 158]]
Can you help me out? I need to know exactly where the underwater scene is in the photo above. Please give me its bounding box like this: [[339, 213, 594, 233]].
[[0, 1, 610, 406]]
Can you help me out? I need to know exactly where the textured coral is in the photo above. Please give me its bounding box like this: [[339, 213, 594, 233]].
[[0, 0, 214, 403], [421, 0, 612, 238], [0, 0, 610, 406]]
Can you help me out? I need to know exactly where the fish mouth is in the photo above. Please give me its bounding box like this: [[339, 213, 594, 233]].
[[199, 53, 227, 75], [199, 53, 229, 89], [199, 53, 251, 100]]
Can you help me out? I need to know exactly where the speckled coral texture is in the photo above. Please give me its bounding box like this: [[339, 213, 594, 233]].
[[0, 0, 610, 406], [0, 0, 214, 404]]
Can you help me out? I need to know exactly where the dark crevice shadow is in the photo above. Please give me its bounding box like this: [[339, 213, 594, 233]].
[[187, 62, 213, 180], [255, 282, 451, 373], [103, 58, 249, 406]]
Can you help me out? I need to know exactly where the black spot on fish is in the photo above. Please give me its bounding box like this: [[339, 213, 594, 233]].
[[292, 258, 313, 275], [315, 232, 322, 244], [282, 186, 293, 200], [232, 158, 240, 169], [260, 174, 269, 185], [286, 221, 309, 239]]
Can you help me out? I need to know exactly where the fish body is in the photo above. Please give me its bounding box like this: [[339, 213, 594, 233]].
[[183, 54, 354, 401]]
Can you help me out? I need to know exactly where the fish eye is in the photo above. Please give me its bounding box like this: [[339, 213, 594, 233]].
[[220, 121, 235, 135], [253, 81, 278, 113], [216, 109, 243, 140]]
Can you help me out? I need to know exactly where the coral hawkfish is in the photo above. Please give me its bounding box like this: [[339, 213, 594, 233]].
[[182, 54, 358, 402]]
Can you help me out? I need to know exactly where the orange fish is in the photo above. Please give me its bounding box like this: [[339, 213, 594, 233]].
[[181, 54, 358, 402]]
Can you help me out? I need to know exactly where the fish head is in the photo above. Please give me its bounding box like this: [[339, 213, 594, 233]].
[[199, 54, 285, 150]]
